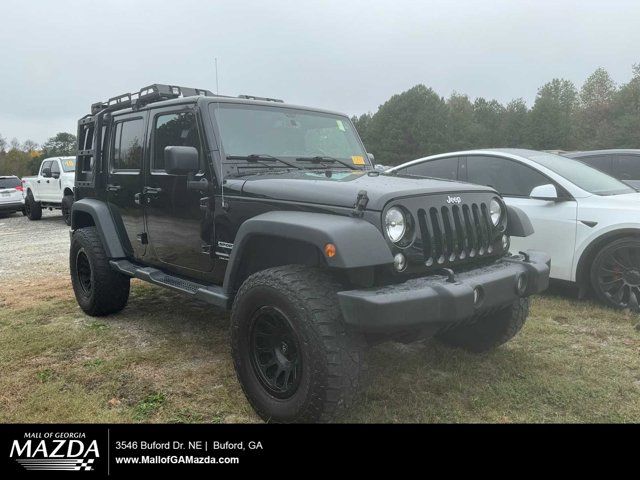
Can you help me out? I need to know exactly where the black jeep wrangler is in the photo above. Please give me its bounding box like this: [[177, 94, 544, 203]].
[[70, 84, 550, 422]]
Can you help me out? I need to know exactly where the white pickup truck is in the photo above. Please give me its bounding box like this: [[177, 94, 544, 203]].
[[23, 156, 76, 225]]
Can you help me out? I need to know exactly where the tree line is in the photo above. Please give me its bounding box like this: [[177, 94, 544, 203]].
[[0, 132, 76, 177], [353, 65, 640, 166]]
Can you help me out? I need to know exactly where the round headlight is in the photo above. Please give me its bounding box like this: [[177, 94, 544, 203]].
[[384, 207, 407, 243], [489, 198, 502, 226]]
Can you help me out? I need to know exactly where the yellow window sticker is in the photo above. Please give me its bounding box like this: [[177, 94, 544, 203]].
[[351, 155, 365, 165], [64, 160, 75, 168], [336, 120, 346, 132]]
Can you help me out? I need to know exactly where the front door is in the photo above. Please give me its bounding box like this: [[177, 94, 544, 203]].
[[465, 154, 578, 281], [106, 113, 147, 259], [144, 106, 215, 273]]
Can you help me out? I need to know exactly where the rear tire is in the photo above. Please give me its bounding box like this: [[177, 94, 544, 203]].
[[70, 226, 130, 316], [231, 265, 366, 423], [25, 192, 42, 220], [436, 298, 529, 353], [61, 194, 73, 226]]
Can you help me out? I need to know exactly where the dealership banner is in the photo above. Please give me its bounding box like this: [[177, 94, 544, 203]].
[[0, 423, 629, 475]]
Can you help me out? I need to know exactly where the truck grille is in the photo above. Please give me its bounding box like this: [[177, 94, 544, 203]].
[[416, 202, 497, 267]]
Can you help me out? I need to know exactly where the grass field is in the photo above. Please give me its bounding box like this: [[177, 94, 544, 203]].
[[1, 276, 639, 423]]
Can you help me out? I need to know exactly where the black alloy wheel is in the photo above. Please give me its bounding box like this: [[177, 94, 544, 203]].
[[249, 306, 302, 399], [592, 238, 640, 309]]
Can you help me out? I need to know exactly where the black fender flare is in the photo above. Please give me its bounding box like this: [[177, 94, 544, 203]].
[[223, 211, 394, 294], [506, 205, 534, 237], [71, 198, 126, 258]]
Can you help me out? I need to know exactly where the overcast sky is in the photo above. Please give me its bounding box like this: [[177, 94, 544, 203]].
[[1, 0, 639, 144]]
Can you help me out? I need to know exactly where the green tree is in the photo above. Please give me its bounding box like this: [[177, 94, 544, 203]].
[[577, 67, 617, 148], [446, 93, 477, 150], [41, 132, 77, 157], [364, 85, 448, 166], [501, 98, 530, 147], [611, 64, 640, 148], [528, 78, 578, 149], [473, 97, 505, 147]]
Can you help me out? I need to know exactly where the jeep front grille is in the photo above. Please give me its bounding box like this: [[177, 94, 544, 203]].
[[416, 202, 496, 267]]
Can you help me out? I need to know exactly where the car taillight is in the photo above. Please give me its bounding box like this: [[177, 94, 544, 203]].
[[15, 185, 23, 192]]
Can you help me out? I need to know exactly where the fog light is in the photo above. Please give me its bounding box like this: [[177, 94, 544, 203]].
[[516, 274, 528, 295], [502, 234, 510, 251], [473, 287, 484, 307], [393, 253, 407, 272]]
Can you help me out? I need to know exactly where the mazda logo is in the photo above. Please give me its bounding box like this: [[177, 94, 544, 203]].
[[446, 195, 462, 204]]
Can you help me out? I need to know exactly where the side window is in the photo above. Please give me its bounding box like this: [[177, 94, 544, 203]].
[[466, 156, 550, 197], [50, 161, 60, 177], [616, 155, 640, 180], [402, 157, 459, 180], [579, 155, 613, 175], [152, 112, 202, 171], [41, 161, 52, 177], [111, 118, 144, 171]]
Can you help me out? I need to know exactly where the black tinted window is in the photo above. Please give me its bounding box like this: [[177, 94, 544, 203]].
[[51, 161, 60, 175], [153, 112, 201, 170], [401, 157, 458, 180], [112, 119, 144, 171], [616, 155, 640, 180], [41, 161, 52, 176], [0, 177, 20, 188], [466, 155, 550, 197], [579, 155, 614, 174]]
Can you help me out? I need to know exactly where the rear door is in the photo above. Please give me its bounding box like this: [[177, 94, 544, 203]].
[[144, 105, 215, 274], [106, 112, 147, 259], [465, 154, 578, 281]]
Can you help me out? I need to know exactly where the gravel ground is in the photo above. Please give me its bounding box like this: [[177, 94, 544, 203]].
[[0, 209, 69, 280]]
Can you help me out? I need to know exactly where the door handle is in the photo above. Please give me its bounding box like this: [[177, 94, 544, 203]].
[[37, 180, 40, 183], [106, 184, 122, 192], [143, 186, 162, 196], [46, 180, 50, 183]]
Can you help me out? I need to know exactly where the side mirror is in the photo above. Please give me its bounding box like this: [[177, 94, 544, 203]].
[[530, 184, 558, 201], [52, 171, 60, 179], [367, 152, 375, 162], [164, 146, 199, 175], [42, 167, 51, 178]]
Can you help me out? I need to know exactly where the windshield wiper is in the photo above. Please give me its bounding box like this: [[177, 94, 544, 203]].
[[227, 154, 303, 170], [296, 156, 362, 170]]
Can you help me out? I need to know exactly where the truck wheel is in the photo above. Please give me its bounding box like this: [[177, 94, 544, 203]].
[[436, 298, 529, 353], [231, 265, 366, 423], [25, 192, 42, 220], [61, 195, 73, 226], [590, 237, 640, 309], [70, 226, 130, 316]]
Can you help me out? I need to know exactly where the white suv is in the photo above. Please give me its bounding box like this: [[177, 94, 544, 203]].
[[0, 175, 25, 216], [390, 148, 640, 309]]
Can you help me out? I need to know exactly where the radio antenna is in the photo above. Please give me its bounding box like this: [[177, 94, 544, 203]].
[[214, 57, 219, 95]]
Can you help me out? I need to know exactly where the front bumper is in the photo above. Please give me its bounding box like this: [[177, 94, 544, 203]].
[[0, 201, 24, 212], [338, 251, 550, 332]]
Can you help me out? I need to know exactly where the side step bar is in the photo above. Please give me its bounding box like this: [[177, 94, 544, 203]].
[[110, 259, 229, 309]]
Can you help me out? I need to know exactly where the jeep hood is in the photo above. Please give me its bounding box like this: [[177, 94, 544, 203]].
[[234, 170, 496, 211]]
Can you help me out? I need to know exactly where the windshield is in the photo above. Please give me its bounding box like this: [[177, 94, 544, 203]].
[[212, 104, 370, 170], [61, 158, 76, 172], [525, 151, 634, 195], [0, 177, 20, 188]]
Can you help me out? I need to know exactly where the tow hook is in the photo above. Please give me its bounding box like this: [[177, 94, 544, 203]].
[[352, 190, 369, 218], [519, 251, 531, 263], [437, 268, 457, 283]]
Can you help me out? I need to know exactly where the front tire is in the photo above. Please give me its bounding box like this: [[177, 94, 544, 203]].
[[61, 194, 73, 226], [590, 237, 640, 309], [70, 226, 130, 316], [25, 192, 42, 220], [231, 265, 366, 423], [436, 298, 529, 353]]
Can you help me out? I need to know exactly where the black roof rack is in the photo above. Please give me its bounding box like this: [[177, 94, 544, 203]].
[[238, 94, 284, 103], [91, 84, 216, 114], [90, 84, 286, 115]]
